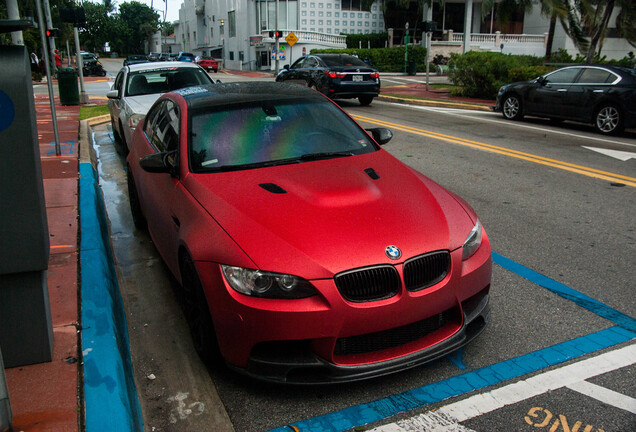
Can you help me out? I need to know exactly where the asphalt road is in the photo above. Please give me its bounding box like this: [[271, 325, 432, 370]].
[[87, 69, 635, 432]]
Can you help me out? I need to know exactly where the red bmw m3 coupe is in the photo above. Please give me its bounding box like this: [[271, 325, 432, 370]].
[[126, 82, 492, 383]]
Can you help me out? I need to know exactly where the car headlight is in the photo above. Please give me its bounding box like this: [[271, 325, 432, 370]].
[[221, 265, 318, 299], [129, 114, 145, 131], [462, 220, 483, 261]]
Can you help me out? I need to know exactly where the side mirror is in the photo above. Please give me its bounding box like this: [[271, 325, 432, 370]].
[[106, 89, 120, 99], [283, 64, 290, 70], [139, 151, 177, 175], [367, 127, 393, 145], [537, 76, 547, 86]]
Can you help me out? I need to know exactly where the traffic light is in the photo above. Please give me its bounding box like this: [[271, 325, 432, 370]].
[[269, 30, 283, 38], [46, 28, 59, 38]]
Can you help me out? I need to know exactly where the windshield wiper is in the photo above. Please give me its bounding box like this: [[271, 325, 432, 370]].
[[298, 151, 354, 161]]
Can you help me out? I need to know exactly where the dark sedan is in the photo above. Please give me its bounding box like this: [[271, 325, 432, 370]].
[[276, 54, 380, 105], [495, 65, 636, 135]]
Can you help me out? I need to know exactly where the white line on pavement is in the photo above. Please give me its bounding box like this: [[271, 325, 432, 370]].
[[567, 380, 636, 414], [369, 343, 636, 431]]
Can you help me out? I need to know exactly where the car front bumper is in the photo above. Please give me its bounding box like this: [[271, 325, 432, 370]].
[[197, 242, 492, 384]]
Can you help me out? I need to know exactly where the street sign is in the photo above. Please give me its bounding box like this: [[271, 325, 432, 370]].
[[285, 32, 298, 47]]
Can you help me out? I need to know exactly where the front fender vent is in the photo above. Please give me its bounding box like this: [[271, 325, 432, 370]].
[[259, 183, 287, 194]]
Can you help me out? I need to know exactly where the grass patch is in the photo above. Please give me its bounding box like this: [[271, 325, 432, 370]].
[[79, 104, 110, 120]]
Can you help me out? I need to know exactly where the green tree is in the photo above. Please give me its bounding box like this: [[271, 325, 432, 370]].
[[80, 1, 115, 54], [117, 1, 160, 54], [579, 0, 636, 63]]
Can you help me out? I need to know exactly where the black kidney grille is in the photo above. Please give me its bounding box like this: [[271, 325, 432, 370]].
[[334, 309, 454, 356], [335, 265, 400, 302], [403, 251, 451, 292]]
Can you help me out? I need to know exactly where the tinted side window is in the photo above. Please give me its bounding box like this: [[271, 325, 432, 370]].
[[114, 71, 124, 92], [576, 68, 616, 84], [304, 57, 319, 68], [546, 68, 581, 84], [144, 101, 164, 145], [151, 100, 180, 154], [290, 57, 306, 69]]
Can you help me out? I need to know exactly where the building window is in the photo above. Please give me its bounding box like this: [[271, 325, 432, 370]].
[[302, 10, 307, 16], [327, 3, 332, 8], [310, 19, 315, 25], [319, 11, 324, 17], [228, 11, 236, 37], [319, 2, 324, 7], [319, 19, 323, 25], [229, 51, 235, 60], [335, 12, 339, 17], [302, 19, 307, 24], [327, 19, 331, 25], [327, 11, 331, 17], [310, 11, 315, 16], [335, 20, 339, 25], [342, 12, 347, 17]]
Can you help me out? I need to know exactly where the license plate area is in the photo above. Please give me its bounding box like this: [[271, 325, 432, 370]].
[[352, 74, 363, 82]]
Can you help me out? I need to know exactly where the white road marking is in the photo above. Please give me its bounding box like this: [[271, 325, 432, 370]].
[[369, 343, 636, 431], [375, 100, 636, 149], [582, 146, 636, 161], [567, 381, 636, 414]]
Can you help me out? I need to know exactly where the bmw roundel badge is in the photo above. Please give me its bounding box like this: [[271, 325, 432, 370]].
[[385, 245, 401, 260]]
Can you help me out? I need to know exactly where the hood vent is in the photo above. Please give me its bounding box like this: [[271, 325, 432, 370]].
[[259, 183, 287, 194], [364, 168, 380, 180]]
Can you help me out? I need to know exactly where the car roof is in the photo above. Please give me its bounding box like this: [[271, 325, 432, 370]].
[[126, 61, 202, 72], [174, 82, 327, 110]]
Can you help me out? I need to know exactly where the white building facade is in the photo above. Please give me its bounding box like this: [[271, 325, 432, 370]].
[[173, 0, 632, 71], [175, 0, 385, 71]]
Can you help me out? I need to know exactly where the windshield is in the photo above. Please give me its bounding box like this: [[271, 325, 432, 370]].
[[126, 68, 212, 96], [189, 99, 377, 172]]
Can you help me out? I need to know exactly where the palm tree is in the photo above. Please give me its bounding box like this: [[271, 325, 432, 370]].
[[579, 0, 636, 63]]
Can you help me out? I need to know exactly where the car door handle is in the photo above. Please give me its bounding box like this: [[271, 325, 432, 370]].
[[557, 88, 567, 92], [593, 90, 604, 93]]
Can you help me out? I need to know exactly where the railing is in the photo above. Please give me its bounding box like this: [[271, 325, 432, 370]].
[[260, 29, 346, 47], [449, 30, 547, 47]]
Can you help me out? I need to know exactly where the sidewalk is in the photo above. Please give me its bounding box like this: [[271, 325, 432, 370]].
[[2, 71, 493, 432]]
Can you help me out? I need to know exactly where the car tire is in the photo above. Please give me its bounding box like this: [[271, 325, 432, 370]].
[[126, 166, 147, 231], [179, 252, 220, 364], [118, 120, 130, 153], [213, 69, 218, 73], [359, 95, 374, 106], [502, 94, 523, 121], [594, 103, 623, 135], [111, 116, 123, 143]]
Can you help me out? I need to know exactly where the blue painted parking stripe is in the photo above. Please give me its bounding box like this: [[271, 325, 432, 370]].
[[492, 252, 636, 332], [268, 326, 635, 432]]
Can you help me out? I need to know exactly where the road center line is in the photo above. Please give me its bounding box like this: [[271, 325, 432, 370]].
[[378, 102, 636, 149], [368, 344, 636, 431], [352, 114, 636, 187]]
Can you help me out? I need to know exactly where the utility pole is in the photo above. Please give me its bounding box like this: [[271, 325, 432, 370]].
[[275, 0, 280, 73], [6, 0, 24, 45]]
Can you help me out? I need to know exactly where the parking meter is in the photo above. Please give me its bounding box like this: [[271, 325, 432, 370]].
[[0, 45, 54, 367]]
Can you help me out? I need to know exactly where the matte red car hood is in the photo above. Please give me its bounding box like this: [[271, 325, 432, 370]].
[[184, 150, 474, 278]]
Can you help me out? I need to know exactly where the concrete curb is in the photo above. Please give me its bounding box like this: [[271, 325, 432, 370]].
[[378, 94, 494, 112], [79, 121, 144, 431]]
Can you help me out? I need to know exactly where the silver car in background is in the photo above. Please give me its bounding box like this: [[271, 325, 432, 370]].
[[107, 61, 215, 150]]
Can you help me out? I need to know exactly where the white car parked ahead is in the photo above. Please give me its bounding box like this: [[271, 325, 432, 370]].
[[107, 61, 215, 150]]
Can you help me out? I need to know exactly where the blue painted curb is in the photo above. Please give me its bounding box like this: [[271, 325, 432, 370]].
[[79, 162, 144, 431]]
